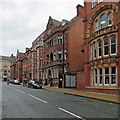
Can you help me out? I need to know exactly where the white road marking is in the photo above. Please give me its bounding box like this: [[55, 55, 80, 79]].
[[59, 107, 86, 120], [16, 89, 25, 94], [28, 94, 48, 104]]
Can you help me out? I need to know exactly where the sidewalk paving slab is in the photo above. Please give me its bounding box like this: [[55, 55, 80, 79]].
[[43, 86, 120, 104]]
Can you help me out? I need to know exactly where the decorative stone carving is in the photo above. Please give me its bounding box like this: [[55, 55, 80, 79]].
[[86, 4, 119, 38]]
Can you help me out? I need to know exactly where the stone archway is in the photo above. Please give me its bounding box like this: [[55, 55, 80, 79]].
[[86, 4, 119, 38]]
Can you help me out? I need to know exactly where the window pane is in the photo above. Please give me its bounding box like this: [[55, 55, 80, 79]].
[[95, 20, 98, 31], [111, 67, 116, 74], [94, 42, 96, 58], [111, 45, 116, 54], [104, 46, 109, 55], [95, 69, 97, 84], [99, 48, 101, 56], [104, 37, 108, 45], [111, 36, 116, 54], [100, 14, 106, 29], [104, 68, 109, 84], [108, 12, 112, 26], [99, 68, 102, 84], [98, 39, 102, 57], [104, 37, 109, 56], [111, 67, 116, 84], [111, 36, 116, 43]]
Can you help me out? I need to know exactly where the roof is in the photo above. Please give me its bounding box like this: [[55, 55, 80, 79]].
[[52, 19, 61, 27]]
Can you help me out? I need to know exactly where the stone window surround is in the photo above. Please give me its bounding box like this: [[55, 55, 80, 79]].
[[94, 10, 113, 32], [90, 66, 117, 87], [89, 33, 117, 61]]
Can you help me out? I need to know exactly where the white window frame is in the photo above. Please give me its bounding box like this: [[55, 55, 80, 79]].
[[91, 70, 93, 85], [98, 39, 102, 58], [92, 0, 96, 8], [98, 68, 102, 85], [53, 52, 56, 61], [100, 14, 106, 29], [108, 12, 112, 27], [95, 20, 98, 31], [111, 67, 116, 85], [104, 67, 109, 86], [110, 35, 116, 56], [94, 69, 97, 85], [98, 0, 103, 4], [64, 49, 67, 60], [103, 37, 109, 57]]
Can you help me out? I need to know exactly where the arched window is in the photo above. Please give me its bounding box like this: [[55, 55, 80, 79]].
[[103, 37, 109, 56], [95, 19, 98, 31], [108, 12, 112, 26], [100, 14, 106, 29], [110, 35, 116, 55]]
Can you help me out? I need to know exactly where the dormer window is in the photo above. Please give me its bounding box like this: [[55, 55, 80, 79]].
[[92, 0, 96, 8]]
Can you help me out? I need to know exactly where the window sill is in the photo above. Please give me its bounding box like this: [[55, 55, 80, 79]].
[[86, 86, 119, 90]]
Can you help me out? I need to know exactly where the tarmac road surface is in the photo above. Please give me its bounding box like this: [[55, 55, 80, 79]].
[[2, 82, 119, 119]]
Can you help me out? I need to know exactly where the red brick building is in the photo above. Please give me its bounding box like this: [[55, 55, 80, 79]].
[[77, 0, 120, 94], [31, 32, 45, 82], [22, 48, 32, 81], [10, 0, 120, 94], [16, 50, 24, 82], [42, 16, 84, 87]]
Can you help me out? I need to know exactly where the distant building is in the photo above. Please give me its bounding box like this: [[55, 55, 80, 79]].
[[0, 56, 11, 81], [10, 54, 16, 80], [22, 48, 32, 81], [31, 31, 45, 82]]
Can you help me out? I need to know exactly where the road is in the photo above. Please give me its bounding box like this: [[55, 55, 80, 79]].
[[2, 82, 119, 119]]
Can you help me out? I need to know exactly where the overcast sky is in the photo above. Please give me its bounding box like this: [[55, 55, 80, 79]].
[[0, 0, 84, 57]]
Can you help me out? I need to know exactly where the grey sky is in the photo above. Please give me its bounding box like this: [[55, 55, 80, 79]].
[[0, 0, 84, 57]]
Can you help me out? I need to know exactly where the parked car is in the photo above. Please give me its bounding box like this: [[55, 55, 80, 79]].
[[9, 79, 14, 84], [28, 80, 42, 89], [13, 80, 20, 85]]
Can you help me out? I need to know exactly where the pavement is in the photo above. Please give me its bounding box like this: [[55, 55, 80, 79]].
[[43, 86, 120, 104]]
